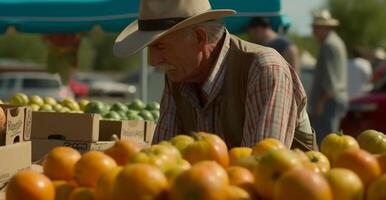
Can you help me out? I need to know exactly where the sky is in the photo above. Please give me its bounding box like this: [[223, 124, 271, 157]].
[[281, 0, 326, 35]]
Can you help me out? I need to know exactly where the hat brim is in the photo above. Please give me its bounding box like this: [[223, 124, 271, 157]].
[[113, 9, 236, 57], [312, 19, 340, 27]]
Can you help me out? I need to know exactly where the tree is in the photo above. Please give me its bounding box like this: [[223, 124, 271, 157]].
[[328, 0, 386, 51]]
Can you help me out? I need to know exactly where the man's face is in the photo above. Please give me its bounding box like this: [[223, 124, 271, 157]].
[[149, 28, 203, 82], [247, 26, 265, 44], [312, 25, 329, 42]]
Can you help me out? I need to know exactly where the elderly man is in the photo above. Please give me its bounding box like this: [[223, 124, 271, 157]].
[[114, 0, 316, 149], [309, 10, 348, 144]]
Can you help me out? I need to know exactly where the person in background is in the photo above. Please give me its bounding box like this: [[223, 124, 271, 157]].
[[309, 9, 348, 144], [347, 47, 373, 99], [113, 0, 317, 150], [371, 47, 386, 84], [247, 17, 300, 74]]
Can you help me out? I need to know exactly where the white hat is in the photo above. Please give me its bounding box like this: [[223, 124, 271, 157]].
[[312, 9, 339, 27], [113, 0, 236, 57]]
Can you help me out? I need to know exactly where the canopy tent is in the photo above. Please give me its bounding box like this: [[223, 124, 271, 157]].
[[0, 0, 282, 34], [0, 0, 284, 102]]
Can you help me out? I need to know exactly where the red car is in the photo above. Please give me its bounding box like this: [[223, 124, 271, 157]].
[[68, 77, 89, 97], [340, 69, 386, 137]]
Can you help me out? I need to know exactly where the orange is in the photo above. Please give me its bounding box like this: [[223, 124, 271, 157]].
[[68, 187, 95, 200], [52, 180, 77, 200], [224, 185, 252, 200], [183, 132, 229, 167], [6, 170, 55, 200], [74, 151, 117, 187], [43, 146, 81, 180], [275, 169, 332, 200], [113, 163, 168, 200], [94, 167, 123, 200], [229, 147, 252, 166], [335, 149, 381, 187], [367, 174, 386, 200], [170, 161, 229, 200], [325, 168, 364, 200], [252, 138, 286, 156], [226, 166, 256, 198], [227, 166, 254, 187], [376, 152, 386, 174], [104, 139, 141, 166]]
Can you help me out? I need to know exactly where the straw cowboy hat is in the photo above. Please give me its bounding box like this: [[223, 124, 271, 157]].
[[113, 0, 236, 57], [312, 9, 339, 27]]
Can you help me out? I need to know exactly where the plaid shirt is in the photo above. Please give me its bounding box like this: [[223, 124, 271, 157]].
[[152, 31, 308, 147]]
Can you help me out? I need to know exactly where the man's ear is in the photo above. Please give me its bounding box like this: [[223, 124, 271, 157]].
[[193, 27, 208, 48]]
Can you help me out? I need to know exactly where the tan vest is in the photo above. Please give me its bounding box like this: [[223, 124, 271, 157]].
[[171, 35, 317, 150]]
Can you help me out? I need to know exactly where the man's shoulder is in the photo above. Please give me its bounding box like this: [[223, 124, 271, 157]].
[[229, 35, 287, 67]]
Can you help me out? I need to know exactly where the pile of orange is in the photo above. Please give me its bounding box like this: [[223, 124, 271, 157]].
[[5, 130, 386, 200]]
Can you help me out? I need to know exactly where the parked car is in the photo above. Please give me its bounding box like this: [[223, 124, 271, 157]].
[[73, 73, 136, 98], [340, 72, 386, 137], [0, 72, 73, 100], [68, 77, 89, 97]]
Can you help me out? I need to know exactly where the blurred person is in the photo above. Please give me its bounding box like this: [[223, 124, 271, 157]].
[[371, 47, 386, 84], [113, 0, 317, 150], [309, 9, 348, 144], [247, 17, 300, 74], [347, 47, 373, 99]]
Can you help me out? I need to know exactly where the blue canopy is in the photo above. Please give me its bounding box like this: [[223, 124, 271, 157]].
[[0, 0, 282, 34]]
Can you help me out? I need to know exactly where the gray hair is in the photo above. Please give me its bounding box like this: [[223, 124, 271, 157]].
[[184, 20, 225, 43]]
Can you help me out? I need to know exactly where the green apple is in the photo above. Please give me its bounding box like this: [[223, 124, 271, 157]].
[[103, 111, 121, 120], [59, 107, 71, 113], [78, 99, 90, 111], [84, 101, 108, 114], [126, 112, 143, 120], [29, 104, 40, 112], [39, 104, 54, 112], [139, 110, 154, 121], [53, 104, 63, 112], [146, 102, 160, 110], [29, 95, 44, 106], [110, 102, 129, 113], [128, 99, 146, 111], [61, 98, 80, 111], [44, 96, 57, 106], [150, 110, 160, 121], [10, 92, 29, 106]]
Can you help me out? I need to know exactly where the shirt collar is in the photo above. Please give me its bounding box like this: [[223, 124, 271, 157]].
[[201, 30, 231, 95]]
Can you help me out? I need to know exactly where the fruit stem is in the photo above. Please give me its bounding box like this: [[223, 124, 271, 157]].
[[111, 134, 120, 142], [192, 131, 203, 141]]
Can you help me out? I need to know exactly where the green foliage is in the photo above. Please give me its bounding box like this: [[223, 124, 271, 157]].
[[0, 28, 140, 72], [328, 0, 386, 50], [0, 31, 47, 63], [290, 34, 319, 56]]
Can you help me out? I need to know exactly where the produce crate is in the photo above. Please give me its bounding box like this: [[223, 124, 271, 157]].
[[0, 105, 32, 186], [31, 112, 156, 161]]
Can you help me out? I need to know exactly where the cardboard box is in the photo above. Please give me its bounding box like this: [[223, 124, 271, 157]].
[[30, 112, 156, 161], [0, 105, 32, 145], [99, 119, 156, 146], [31, 112, 100, 142], [32, 139, 114, 162], [0, 141, 32, 185]]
